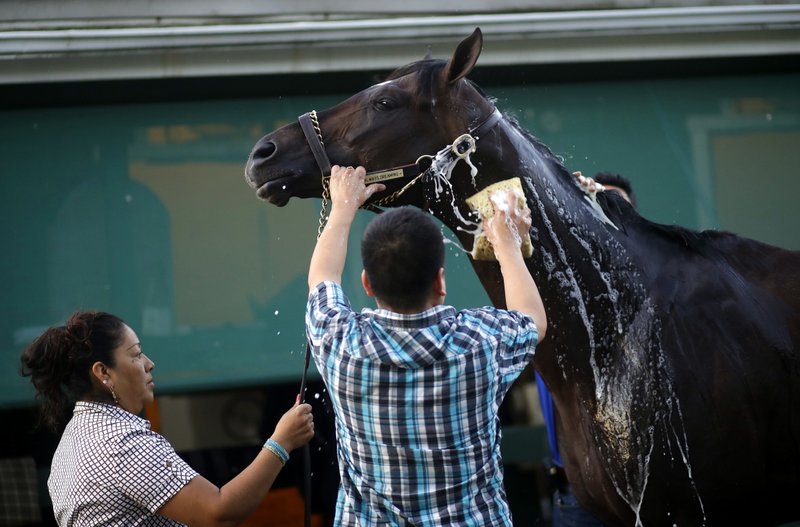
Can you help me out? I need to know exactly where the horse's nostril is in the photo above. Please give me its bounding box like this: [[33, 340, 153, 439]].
[[252, 141, 278, 162]]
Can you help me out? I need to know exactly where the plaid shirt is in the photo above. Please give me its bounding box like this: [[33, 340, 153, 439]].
[[306, 281, 539, 526], [49, 402, 197, 526]]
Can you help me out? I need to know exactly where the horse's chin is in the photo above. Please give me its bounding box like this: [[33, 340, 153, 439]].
[[255, 174, 324, 206], [256, 178, 294, 207]]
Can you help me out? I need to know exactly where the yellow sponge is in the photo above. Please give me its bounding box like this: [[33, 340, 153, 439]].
[[466, 177, 533, 261]]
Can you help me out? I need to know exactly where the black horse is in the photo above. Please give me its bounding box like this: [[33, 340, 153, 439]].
[[245, 28, 800, 526]]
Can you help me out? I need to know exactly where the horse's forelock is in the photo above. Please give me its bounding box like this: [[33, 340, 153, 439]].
[[383, 59, 449, 110], [385, 58, 444, 81]]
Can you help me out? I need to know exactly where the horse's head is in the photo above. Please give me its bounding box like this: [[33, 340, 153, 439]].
[[245, 29, 499, 215]]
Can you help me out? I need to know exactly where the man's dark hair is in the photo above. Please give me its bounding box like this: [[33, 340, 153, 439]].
[[361, 207, 445, 311], [594, 171, 636, 208]]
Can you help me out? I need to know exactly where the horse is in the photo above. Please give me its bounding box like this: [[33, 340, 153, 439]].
[[244, 28, 800, 527]]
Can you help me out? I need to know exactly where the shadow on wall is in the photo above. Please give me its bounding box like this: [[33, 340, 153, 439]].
[[49, 177, 175, 335]]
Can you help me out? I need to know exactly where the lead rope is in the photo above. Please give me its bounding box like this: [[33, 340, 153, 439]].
[[299, 342, 312, 527], [296, 111, 325, 527]]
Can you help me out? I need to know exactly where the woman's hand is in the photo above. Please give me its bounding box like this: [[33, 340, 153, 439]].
[[270, 400, 314, 452]]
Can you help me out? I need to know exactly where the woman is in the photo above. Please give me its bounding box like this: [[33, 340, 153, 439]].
[[20, 310, 314, 527]]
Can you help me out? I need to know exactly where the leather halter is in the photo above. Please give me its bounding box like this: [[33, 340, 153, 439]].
[[298, 108, 503, 234], [299, 108, 502, 182], [298, 111, 332, 179]]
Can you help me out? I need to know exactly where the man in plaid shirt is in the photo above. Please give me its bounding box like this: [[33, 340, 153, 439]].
[[306, 165, 547, 526]]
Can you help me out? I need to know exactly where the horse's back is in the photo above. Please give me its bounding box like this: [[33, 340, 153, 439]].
[[637, 225, 800, 525], [719, 233, 800, 314]]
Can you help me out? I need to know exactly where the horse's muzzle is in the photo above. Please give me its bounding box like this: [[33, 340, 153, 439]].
[[245, 141, 279, 184]]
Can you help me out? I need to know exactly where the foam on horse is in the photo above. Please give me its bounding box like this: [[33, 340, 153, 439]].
[[245, 28, 800, 526]]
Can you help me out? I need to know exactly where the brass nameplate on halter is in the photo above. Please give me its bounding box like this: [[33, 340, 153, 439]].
[[365, 169, 406, 184]]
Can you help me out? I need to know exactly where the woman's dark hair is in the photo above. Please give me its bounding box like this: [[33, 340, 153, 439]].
[[361, 207, 445, 311], [20, 310, 126, 430]]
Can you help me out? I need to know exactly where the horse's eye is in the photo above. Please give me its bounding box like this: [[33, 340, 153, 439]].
[[374, 98, 398, 111]]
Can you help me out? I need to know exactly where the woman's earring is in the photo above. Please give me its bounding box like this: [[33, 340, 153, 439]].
[[104, 379, 119, 404]]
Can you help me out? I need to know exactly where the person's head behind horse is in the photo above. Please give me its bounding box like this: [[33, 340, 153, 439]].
[[360, 207, 445, 314], [594, 171, 636, 208]]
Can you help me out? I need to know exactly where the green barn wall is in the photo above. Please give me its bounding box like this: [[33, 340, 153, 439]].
[[2, 72, 798, 407]]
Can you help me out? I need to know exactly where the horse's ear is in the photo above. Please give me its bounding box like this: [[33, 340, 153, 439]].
[[443, 28, 483, 85]]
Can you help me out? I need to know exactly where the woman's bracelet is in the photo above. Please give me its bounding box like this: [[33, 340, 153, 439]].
[[263, 438, 289, 466]]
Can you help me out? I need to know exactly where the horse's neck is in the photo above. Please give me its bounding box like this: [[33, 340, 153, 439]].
[[468, 122, 650, 381], [492, 120, 638, 291]]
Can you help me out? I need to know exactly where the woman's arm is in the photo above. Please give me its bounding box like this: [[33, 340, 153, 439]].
[[157, 401, 314, 527]]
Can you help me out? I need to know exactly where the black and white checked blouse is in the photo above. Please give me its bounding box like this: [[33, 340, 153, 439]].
[[48, 401, 198, 526]]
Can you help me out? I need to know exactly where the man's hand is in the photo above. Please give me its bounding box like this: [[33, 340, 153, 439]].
[[308, 165, 385, 291], [481, 189, 546, 339], [483, 189, 532, 257], [329, 165, 385, 216]]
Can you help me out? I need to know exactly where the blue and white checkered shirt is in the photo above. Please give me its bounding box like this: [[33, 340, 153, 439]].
[[306, 281, 539, 526]]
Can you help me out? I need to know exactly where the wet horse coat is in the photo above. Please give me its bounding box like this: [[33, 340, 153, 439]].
[[245, 29, 800, 526]]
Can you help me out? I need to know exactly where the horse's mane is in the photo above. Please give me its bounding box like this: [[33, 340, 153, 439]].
[[600, 186, 800, 294], [503, 114, 790, 267], [646, 220, 798, 264], [507, 115, 568, 171], [386, 64, 795, 273], [649, 222, 737, 249]]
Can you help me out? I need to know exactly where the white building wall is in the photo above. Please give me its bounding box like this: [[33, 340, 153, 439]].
[[1, 1, 798, 84]]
